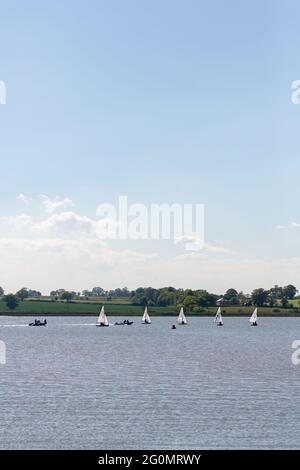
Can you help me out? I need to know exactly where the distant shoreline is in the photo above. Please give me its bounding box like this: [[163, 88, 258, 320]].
[[1, 299, 299, 317], [1, 311, 300, 317]]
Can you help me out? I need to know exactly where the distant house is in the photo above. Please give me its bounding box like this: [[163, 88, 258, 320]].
[[28, 290, 42, 298], [216, 297, 230, 306]]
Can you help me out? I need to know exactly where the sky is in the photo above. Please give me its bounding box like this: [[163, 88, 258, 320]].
[[0, 0, 300, 294]]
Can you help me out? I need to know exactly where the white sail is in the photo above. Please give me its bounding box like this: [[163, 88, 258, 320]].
[[177, 307, 187, 325], [214, 307, 223, 324], [142, 307, 151, 324], [249, 308, 258, 324], [97, 306, 109, 326]]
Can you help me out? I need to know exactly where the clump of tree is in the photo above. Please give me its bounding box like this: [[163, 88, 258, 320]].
[[131, 287, 177, 307], [0, 287, 4, 297], [176, 289, 218, 312], [28, 289, 41, 297], [3, 294, 19, 311], [82, 287, 130, 298], [251, 284, 298, 308], [61, 291, 75, 302], [223, 288, 240, 305], [50, 289, 78, 300], [251, 288, 269, 307], [15, 288, 42, 300], [130, 287, 218, 311], [16, 288, 29, 301], [82, 287, 105, 297]]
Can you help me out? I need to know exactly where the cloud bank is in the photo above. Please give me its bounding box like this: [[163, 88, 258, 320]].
[[0, 195, 298, 294]]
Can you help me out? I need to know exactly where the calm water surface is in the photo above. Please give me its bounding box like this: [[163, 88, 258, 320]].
[[0, 316, 299, 449]]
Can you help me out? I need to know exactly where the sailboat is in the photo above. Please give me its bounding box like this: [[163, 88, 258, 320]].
[[177, 307, 187, 325], [249, 307, 258, 326], [214, 307, 223, 326], [142, 307, 151, 324], [96, 306, 109, 327]]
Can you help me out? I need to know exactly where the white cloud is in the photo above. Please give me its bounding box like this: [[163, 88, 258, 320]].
[[175, 252, 209, 261], [276, 222, 300, 230], [174, 235, 203, 250], [34, 211, 94, 237], [175, 236, 230, 253], [1, 203, 298, 294], [0, 213, 33, 231], [136, 254, 300, 294], [41, 195, 74, 214], [0, 231, 299, 294], [32, 211, 118, 239], [0, 236, 157, 293], [202, 242, 231, 253], [0, 210, 120, 240], [17, 193, 31, 205]]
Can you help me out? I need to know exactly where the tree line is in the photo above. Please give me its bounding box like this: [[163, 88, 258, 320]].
[[0, 284, 298, 311], [129, 285, 298, 311]]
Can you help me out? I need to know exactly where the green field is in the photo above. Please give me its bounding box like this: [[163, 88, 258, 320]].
[[0, 300, 300, 317], [289, 298, 300, 308], [38, 296, 133, 304], [0, 300, 174, 316]]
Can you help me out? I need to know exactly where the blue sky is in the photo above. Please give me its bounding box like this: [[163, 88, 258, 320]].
[[0, 1, 300, 293]]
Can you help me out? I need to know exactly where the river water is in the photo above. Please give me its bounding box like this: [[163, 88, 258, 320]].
[[0, 316, 299, 449]]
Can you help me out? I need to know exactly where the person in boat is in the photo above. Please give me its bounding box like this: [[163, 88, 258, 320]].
[[171, 324, 176, 329], [252, 321, 257, 326]]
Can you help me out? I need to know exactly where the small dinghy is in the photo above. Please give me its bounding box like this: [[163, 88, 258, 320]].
[[249, 308, 258, 326], [29, 319, 47, 327], [214, 307, 223, 326], [142, 307, 151, 324], [177, 307, 187, 325], [114, 319, 134, 326], [96, 306, 109, 327]]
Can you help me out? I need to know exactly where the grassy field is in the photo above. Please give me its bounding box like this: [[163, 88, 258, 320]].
[[289, 298, 299, 308], [36, 296, 133, 304], [0, 300, 174, 316], [0, 300, 299, 316]]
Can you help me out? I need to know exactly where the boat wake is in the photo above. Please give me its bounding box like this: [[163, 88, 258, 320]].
[[0, 324, 29, 328]]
